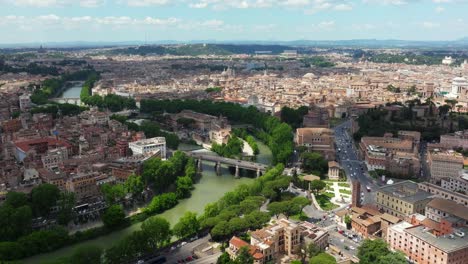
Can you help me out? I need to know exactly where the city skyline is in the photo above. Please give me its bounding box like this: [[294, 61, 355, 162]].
[[1, 0, 468, 44]]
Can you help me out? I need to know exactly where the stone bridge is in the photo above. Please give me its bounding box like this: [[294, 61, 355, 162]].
[[185, 152, 269, 178], [49, 97, 81, 105]]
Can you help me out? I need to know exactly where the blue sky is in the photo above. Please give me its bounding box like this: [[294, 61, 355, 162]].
[[0, 0, 467, 43]]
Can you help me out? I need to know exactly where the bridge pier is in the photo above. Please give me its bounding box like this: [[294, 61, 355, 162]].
[[256, 168, 261, 178], [235, 165, 240, 179], [197, 158, 203, 172], [215, 161, 221, 176]]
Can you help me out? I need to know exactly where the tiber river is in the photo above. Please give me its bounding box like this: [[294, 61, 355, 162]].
[[24, 141, 272, 263]]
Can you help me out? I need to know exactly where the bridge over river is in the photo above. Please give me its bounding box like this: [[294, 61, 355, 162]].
[[185, 151, 269, 178]]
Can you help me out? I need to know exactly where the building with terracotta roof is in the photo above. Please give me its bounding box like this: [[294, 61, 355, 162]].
[[227, 236, 264, 264], [425, 198, 468, 229], [13, 137, 72, 162], [295, 127, 335, 160], [428, 150, 464, 183]]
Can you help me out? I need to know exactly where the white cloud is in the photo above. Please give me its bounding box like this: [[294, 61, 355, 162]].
[[5, 0, 105, 7], [80, 0, 105, 7], [435, 6, 445, 12], [362, 0, 411, 5], [124, 0, 170, 7], [334, 3, 352, 10], [421, 21, 440, 29], [8, 0, 65, 7], [317, 20, 335, 29]]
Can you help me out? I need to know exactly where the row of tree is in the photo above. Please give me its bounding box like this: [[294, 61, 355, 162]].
[[140, 99, 294, 164], [30, 103, 88, 118]]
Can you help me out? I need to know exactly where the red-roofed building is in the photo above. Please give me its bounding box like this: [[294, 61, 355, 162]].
[[13, 137, 72, 162], [227, 236, 264, 264]]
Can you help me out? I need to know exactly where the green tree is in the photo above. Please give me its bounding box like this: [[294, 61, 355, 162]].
[[56, 192, 76, 225], [102, 205, 126, 229], [31, 183, 60, 216], [176, 176, 193, 199], [172, 211, 200, 239], [70, 245, 102, 264], [235, 246, 254, 264], [141, 216, 171, 249], [5, 192, 28, 208], [217, 252, 234, 264], [100, 183, 126, 204], [344, 215, 352, 229], [124, 174, 144, 198], [267, 201, 289, 218], [307, 243, 321, 258], [292, 196, 310, 217], [309, 253, 336, 264], [357, 239, 390, 264], [211, 221, 232, 241], [301, 152, 328, 177], [378, 251, 408, 264], [309, 180, 326, 195]]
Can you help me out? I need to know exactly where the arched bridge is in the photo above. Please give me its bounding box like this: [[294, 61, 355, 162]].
[[49, 97, 81, 105], [185, 152, 268, 178]]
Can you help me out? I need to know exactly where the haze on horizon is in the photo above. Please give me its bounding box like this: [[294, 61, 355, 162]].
[[0, 0, 468, 44]]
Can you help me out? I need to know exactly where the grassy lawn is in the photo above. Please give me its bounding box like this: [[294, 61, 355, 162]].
[[338, 182, 350, 188], [316, 193, 339, 211], [339, 189, 352, 195]]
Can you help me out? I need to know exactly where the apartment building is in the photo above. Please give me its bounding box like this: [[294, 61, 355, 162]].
[[376, 180, 432, 218], [440, 130, 468, 150], [425, 198, 468, 228], [295, 127, 335, 160], [41, 147, 69, 169], [428, 150, 464, 183], [66, 172, 99, 202], [302, 106, 330, 128], [387, 222, 468, 264], [359, 135, 419, 176], [228, 219, 328, 264], [418, 182, 468, 207], [250, 218, 301, 258], [441, 170, 468, 194], [128, 137, 166, 159]]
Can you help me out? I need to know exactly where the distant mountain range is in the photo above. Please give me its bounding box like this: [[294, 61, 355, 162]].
[[1, 38, 468, 49]]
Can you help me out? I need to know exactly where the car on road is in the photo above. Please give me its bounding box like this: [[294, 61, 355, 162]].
[[349, 246, 355, 250], [366, 186, 371, 192]]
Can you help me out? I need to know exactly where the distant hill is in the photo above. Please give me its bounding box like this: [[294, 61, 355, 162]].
[[107, 44, 298, 56], [2, 38, 468, 50]]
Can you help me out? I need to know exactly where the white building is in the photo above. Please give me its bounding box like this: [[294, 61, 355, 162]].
[[461, 60, 468, 70], [129, 137, 166, 159], [450, 76, 468, 97], [19, 94, 31, 111], [442, 56, 454, 65]]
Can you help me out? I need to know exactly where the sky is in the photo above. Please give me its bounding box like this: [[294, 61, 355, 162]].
[[0, 0, 468, 44]]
